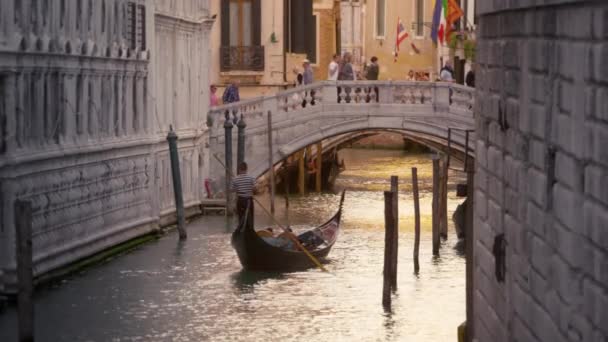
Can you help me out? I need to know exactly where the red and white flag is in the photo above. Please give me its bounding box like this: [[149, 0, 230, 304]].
[[394, 18, 409, 62]]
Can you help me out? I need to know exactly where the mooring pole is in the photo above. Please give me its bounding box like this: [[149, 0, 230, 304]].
[[432, 157, 440, 255], [224, 111, 234, 216], [315, 142, 323, 192], [237, 113, 246, 168], [167, 125, 187, 240], [285, 170, 290, 227], [267, 111, 276, 214], [298, 149, 306, 195], [440, 158, 449, 239], [390, 176, 399, 291], [382, 191, 395, 310], [412, 168, 421, 274], [15, 200, 34, 342]]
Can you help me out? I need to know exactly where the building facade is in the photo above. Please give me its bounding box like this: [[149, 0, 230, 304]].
[[359, 0, 440, 80], [209, 0, 340, 99], [0, 0, 213, 292], [474, 1, 607, 341]]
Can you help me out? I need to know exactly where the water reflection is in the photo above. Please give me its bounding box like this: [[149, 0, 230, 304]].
[[231, 270, 286, 293]]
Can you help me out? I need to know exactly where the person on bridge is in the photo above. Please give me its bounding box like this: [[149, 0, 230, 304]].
[[328, 54, 340, 81], [466, 65, 475, 88], [364, 56, 380, 102], [302, 59, 314, 85], [231, 162, 256, 230], [440, 61, 455, 82], [338, 52, 355, 103], [365, 56, 379, 81], [222, 81, 240, 104], [302, 59, 316, 106]]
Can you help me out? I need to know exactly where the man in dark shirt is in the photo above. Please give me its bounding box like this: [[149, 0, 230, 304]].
[[231, 162, 256, 229], [365, 56, 380, 80], [365, 56, 380, 102], [466, 66, 475, 88]]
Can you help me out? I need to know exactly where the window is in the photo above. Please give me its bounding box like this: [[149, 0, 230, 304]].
[[220, 0, 263, 71], [415, 0, 424, 37], [126, 2, 146, 50], [229, 0, 253, 46], [375, 0, 385, 38]]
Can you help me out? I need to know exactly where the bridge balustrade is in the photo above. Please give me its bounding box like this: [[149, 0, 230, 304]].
[[207, 81, 475, 180]]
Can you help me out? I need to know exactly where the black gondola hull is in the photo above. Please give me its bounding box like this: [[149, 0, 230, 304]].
[[231, 191, 344, 271], [231, 228, 333, 271]]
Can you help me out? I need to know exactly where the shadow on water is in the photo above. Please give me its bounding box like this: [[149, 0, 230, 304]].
[[453, 239, 466, 256], [230, 270, 286, 293]]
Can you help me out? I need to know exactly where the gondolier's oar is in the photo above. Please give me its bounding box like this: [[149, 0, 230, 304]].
[[213, 154, 328, 272]]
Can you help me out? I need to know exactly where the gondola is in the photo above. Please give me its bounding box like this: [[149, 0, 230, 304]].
[[231, 191, 346, 271]]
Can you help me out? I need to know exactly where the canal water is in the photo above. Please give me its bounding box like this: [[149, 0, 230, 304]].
[[0, 148, 466, 342]]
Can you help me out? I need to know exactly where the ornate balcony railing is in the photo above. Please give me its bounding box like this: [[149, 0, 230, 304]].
[[220, 45, 265, 72]]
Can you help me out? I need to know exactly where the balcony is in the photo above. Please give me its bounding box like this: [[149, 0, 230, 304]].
[[220, 46, 265, 72]]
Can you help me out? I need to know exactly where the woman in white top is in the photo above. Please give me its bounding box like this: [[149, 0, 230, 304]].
[[328, 54, 340, 81]]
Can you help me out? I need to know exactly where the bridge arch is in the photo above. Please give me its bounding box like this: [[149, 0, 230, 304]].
[[208, 81, 475, 181]]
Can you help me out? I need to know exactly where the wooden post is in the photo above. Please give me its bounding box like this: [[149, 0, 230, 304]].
[[432, 157, 440, 255], [390, 176, 399, 291], [167, 125, 187, 240], [465, 159, 475, 342], [298, 149, 306, 195], [224, 111, 234, 217], [267, 111, 276, 214], [440, 158, 449, 239], [412, 168, 421, 274], [315, 141, 322, 192], [382, 191, 395, 310], [237, 114, 246, 167], [284, 167, 290, 227], [15, 200, 34, 342]]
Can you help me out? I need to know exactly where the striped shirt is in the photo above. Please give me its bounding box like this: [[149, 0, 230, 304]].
[[231, 174, 255, 198]]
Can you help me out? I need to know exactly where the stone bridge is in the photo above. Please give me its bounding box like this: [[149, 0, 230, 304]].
[[208, 81, 476, 181]]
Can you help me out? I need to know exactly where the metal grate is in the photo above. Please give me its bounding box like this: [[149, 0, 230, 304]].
[[220, 46, 265, 72]]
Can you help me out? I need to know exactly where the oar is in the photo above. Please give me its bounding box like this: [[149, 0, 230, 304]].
[[212, 154, 328, 272]]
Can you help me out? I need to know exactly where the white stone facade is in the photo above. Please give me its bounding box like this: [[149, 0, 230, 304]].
[[0, 0, 213, 292], [474, 1, 607, 341]]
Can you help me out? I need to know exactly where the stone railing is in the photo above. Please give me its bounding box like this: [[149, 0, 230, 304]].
[[208, 81, 475, 132]]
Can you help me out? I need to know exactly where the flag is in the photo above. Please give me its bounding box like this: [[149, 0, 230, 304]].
[[394, 18, 409, 62], [430, 0, 443, 45], [446, 0, 464, 41]]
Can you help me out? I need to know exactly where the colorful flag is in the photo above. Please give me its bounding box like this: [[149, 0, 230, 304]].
[[394, 18, 409, 62], [430, 0, 443, 45], [446, 0, 464, 41]]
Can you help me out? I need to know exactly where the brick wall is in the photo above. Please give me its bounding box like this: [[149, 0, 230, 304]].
[[474, 1, 608, 341]]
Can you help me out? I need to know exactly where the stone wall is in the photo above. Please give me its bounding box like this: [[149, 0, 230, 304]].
[[0, 0, 213, 292], [474, 1, 607, 341]]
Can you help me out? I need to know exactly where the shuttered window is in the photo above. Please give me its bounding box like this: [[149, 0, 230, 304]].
[[415, 0, 424, 36], [222, 0, 261, 47], [376, 0, 385, 37]]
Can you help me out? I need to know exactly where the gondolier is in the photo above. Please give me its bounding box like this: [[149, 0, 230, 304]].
[[231, 162, 256, 230]]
